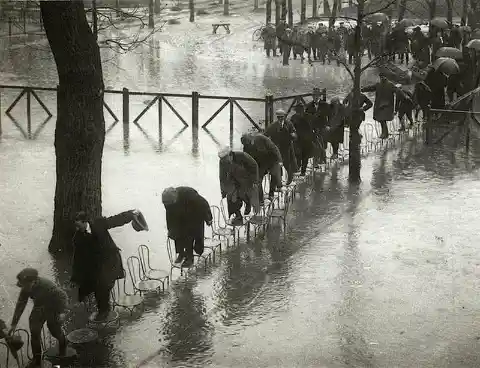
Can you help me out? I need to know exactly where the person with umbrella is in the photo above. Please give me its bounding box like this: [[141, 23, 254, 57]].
[[71, 209, 148, 321], [218, 146, 260, 225], [361, 72, 399, 139], [411, 26, 430, 63], [8, 268, 69, 368]]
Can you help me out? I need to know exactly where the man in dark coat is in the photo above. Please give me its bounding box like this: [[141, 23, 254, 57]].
[[9, 268, 68, 368], [162, 187, 212, 268], [424, 65, 447, 109], [361, 72, 399, 139], [413, 80, 432, 121], [395, 87, 415, 130], [291, 102, 316, 175], [264, 108, 298, 185], [72, 209, 140, 320], [304, 88, 330, 163], [326, 97, 346, 159], [241, 132, 282, 202], [218, 147, 260, 225]]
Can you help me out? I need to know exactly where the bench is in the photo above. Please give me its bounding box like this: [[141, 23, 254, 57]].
[[212, 23, 230, 34]]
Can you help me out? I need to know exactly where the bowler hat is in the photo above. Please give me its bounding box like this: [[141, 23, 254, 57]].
[[132, 210, 149, 232], [17, 268, 38, 282]]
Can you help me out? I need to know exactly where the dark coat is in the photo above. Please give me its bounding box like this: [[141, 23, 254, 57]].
[[264, 120, 298, 175], [424, 68, 447, 109], [362, 81, 397, 122], [343, 92, 373, 125], [326, 103, 346, 144], [71, 211, 135, 296], [305, 100, 330, 133], [242, 133, 282, 172], [164, 187, 212, 255], [291, 111, 315, 157]]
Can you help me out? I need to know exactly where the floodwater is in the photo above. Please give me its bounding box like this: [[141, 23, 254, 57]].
[[1, 10, 480, 368]]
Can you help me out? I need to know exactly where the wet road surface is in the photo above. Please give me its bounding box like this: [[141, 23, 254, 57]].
[[1, 7, 480, 368]]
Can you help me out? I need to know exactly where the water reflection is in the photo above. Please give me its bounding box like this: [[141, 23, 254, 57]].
[[162, 280, 213, 364], [371, 149, 393, 198], [337, 185, 375, 367]]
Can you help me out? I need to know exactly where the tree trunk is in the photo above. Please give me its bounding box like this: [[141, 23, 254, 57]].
[[40, 1, 105, 255], [324, 0, 331, 16], [189, 0, 194, 22], [275, 0, 280, 24], [224, 0, 229, 16], [92, 0, 98, 40], [462, 0, 468, 25], [154, 0, 161, 14], [281, 0, 287, 20], [301, 0, 306, 22], [116, 0, 120, 12], [149, 0, 154, 28], [330, 0, 339, 29], [429, 0, 437, 19], [313, 0, 318, 18], [397, 0, 407, 21], [254, 0, 259, 10], [266, 0, 272, 23], [349, 0, 363, 184], [288, 0, 293, 26], [446, 0, 453, 24]]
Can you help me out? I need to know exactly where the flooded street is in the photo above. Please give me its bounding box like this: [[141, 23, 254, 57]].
[[1, 8, 480, 368]]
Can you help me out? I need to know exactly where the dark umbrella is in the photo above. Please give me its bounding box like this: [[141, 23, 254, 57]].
[[430, 18, 449, 29], [395, 18, 417, 29], [433, 57, 460, 74], [467, 39, 480, 50], [365, 13, 388, 23], [436, 47, 463, 60], [471, 29, 480, 39]]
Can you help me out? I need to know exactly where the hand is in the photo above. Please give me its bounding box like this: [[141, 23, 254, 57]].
[[167, 231, 173, 238], [132, 209, 140, 216], [206, 220, 212, 226], [8, 325, 16, 335], [221, 191, 226, 199]]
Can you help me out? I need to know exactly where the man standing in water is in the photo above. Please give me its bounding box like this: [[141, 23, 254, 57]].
[[72, 209, 146, 321], [9, 268, 68, 368]]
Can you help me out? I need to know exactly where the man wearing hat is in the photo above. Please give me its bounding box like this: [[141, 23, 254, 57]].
[[9, 268, 68, 368], [261, 22, 277, 57], [305, 88, 330, 162], [291, 101, 316, 175], [264, 108, 298, 185], [72, 209, 144, 321], [361, 73, 399, 139], [241, 132, 283, 203], [162, 187, 212, 268], [218, 146, 260, 225]]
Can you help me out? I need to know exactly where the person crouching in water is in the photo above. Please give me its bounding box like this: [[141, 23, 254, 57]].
[[241, 132, 283, 203], [9, 268, 68, 368], [218, 146, 260, 225], [72, 209, 144, 321], [162, 187, 212, 268], [264, 109, 298, 185]]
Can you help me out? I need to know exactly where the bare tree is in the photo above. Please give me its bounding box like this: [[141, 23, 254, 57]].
[[39, 0, 164, 255]]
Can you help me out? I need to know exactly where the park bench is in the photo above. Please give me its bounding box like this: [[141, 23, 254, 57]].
[[212, 23, 230, 34]]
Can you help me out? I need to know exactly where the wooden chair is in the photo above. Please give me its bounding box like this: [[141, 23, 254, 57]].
[[111, 271, 144, 315], [138, 244, 169, 292], [204, 223, 222, 262], [126, 256, 163, 295]]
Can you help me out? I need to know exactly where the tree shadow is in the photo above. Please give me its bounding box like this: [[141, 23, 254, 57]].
[[336, 184, 376, 367]]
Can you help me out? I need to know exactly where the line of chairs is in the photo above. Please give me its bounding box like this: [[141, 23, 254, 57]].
[[1, 117, 421, 367]]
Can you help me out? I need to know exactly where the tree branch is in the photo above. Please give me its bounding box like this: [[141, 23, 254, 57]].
[[363, 0, 398, 17], [360, 52, 394, 72]]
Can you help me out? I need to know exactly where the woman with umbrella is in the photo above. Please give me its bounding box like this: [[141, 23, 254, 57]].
[[425, 57, 459, 109]]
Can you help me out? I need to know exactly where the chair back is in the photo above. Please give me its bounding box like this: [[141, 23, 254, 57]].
[[138, 244, 153, 275], [13, 328, 31, 364], [166, 237, 176, 265], [126, 256, 145, 287], [210, 204, 226, 230]]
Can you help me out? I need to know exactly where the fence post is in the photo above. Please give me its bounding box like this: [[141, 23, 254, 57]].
[[465, 113, 470, 152], [0, 87, 2, 139], [8, 17, 12, 37], [23, 9, 26, 34], [122, 88, 130, 153], [158, 95, 163, 150], [264, 94, 270, 130], [424, 106, 431, 145], [192, 91, 199, 151], [268, 94, 274, 126], [26, 88, 32, 139], [229, 98, 234, 148], [322, 88, 327, 101]]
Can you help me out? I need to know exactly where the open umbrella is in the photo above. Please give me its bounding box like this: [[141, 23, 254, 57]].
[[433, 57, 460, 74], [471, 29, 480, 39], [430, 18, 449, 29], [365, 12, 388, 23], [436, 47, 463, 59], [395, 18, 417, 29], [467, 38, 480, 50]]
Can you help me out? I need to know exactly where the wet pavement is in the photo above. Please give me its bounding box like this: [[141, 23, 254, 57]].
[[1, 7, 480, 368]]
